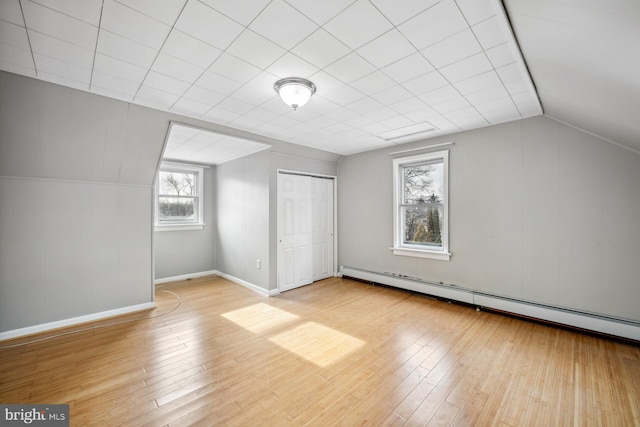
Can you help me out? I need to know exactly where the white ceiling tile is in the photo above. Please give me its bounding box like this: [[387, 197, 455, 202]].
[[346, 96, 385, 114], [421, 29, 482, 69], [472, 15, 508, 50], [291, 29, 350, 69], [97, 30, 158, 69], [93, 53, 148, 83], [101, 0, 170, 50], [482, 106, 521, 125], [424, 115, 457, 132], [135, 85, 180, 110], [215, 97, 255, 115], [161, 30, 222, 69], [143, 70, 191, 96], [0, 0, 25, 26], [357, 29, 417, 69], [324, 0, 393, 50], [389, 97, 429, 115], [117, 0, 187, 26], [175, 0, 244, 50], [182, 85, 226, 105], [37, 70, 90, 90], [195, 70, 242, 96], [199, 0, 271, 26], [475, 97, 516, 114], [419, 85, 459, 105], [284, 0, 355, 26], [319, 84, 366, 106], [266, 53, 319, 79], [0, 21, 29, 49], [230, 115, 265, 131], [29, 32, 94, 68], [382, 53, 434, 83], [403, 106, 439, 122], [432, 96, 470, 114], [303, 95, 341, 115], [308, 70, 344, 96], [250, 0, 318, 50], [91, 70, 140, 98], [0, 44, 35, 74], [371, 85, 413, 105], [366, 106, 398, 121], [226, 30, 286, 69], [259, 96, 293, 115], [22, 0, 98, 50], [208, 53, 262, 84], [464, 85, 509, 105], [379, 114, 414, 130], [324, 53, 376, 84], [361, 121, 391, 135], [454, 70, 502, 95], [34, 53, 91, 84], [403, 71, 449, 96], [351, 71, 396, 96], [496, 63, 530, 94], [151, 53, 205, 82], [201, 107, 241, 123], [455, 0, 496, 26], [446, 106, 487, 128], [399, 0, 468, 50], [324, 105, 360, 122], [485, 42, 516, 69], [370, 0, 439, 26], [245, 107, 281, 122], [89, 85, 133, 102], [233, 72, 280, 105], [439, 52, 493, 82], [30, 0, 103, 25]]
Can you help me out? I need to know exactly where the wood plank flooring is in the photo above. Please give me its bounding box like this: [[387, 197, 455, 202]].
[[1, 276, 639, 426]]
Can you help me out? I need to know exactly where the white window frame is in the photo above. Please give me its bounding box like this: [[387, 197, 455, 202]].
[[155, 162, 205, 232], [392, 150, 451, 261]]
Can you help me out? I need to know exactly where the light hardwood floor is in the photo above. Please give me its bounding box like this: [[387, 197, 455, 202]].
[[1, 276, 639, 426]]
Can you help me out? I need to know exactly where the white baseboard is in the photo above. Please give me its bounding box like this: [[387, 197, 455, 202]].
[[217, 272, 279, 297], [340, 266, 640, 341], [0, 302, 156, 341], [154, 270, 218, 285]]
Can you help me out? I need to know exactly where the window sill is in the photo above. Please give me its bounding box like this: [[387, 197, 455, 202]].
[[391, 246, 451, 261], [155, 223, 205, 232]]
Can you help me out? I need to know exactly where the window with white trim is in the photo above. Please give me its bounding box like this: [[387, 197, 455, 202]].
[[392, 150, 450, 261], [155, 162, 204, 231]]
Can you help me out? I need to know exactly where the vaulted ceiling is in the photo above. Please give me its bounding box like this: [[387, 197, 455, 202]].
[[0, 0, 636, 159]]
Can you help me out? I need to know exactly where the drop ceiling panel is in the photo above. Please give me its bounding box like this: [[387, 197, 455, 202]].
[[1, 0, 544, 158]]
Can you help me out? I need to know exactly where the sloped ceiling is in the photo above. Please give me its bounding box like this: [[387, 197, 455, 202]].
[[504, 0, 640, 153], [0, 0, 542, 158]]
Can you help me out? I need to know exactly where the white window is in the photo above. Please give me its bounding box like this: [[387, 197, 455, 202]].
[[155, 162, 205, 231], [392, 150, 450, 261]]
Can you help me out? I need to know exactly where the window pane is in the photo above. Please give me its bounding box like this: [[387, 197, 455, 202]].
[[158, 197, 196, 222], [403, 161, 443, 204], [159, 171, 196, 196], [403, 205, 443, 247]]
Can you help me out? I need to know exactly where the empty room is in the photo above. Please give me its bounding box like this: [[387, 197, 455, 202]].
[[1, 0, 639, 425]]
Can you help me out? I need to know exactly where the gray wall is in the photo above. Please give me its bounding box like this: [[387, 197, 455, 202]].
[[0, 71, 164, 333], [216, 150, 271, 290], [338, 115, 640, 322], [154, 166, 216, 280]]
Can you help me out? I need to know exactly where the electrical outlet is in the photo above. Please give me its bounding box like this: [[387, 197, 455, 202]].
[[256, 259, 261, 269]]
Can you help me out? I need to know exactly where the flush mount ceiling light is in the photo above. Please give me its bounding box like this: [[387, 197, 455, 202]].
[[274, 77, 316, 111]]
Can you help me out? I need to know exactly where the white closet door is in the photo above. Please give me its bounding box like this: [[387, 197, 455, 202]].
[[277, 173, 312, 292], [311, 177, 334, 281]]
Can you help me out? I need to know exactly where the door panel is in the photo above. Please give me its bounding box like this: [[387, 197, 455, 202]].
[[278, 173, 312, 292]]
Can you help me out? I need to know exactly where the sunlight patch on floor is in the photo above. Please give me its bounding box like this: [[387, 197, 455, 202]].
[[269, 322, 366, 367], [222, 303, 299, 334]]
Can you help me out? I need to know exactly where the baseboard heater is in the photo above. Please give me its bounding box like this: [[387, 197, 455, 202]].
[[339, 266, 640, 342]]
